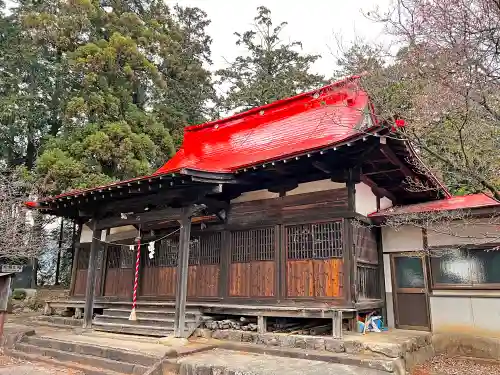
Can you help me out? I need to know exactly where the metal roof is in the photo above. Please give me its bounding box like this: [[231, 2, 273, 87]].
[[156, 76, 371, 174], [369, 193, 500, 217]]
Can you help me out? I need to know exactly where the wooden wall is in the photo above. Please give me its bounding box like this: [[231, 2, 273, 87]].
[[84, 186, 381, 306], [103, 245, 133, 299]]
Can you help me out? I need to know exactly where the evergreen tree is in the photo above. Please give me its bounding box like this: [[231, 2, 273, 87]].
[[6, 0, 214, 194], [216, 6, 325, 112]]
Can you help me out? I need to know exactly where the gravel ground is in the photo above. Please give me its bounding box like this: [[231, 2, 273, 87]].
[[412, 354, 500, 375], [0, 355, 83, 375]]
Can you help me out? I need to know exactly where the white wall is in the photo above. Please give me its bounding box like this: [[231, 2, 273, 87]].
[[427, 218, 500, 247], [355, 182, 377, 216], [287, 179, 344, 195], [380, 197, 393, 210], [108, 225, 137, 242], [80, 224, 93, 243], [382, 225, 424, 252], [430, 295, 500, 335]]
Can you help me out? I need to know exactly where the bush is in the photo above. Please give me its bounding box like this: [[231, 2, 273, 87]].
[[11, 289, 27, 300]]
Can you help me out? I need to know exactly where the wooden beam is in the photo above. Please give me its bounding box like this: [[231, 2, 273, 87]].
[[361, 175, 396, 203], [83, 219, 102, 329], [380, 145, 414, 177], [174, 206, 192, 338]]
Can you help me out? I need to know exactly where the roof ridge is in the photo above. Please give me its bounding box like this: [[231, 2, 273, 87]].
[[185, 75, 364, 133]]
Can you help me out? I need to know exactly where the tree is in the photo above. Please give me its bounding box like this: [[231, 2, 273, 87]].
[[0, 0, 71, 170], [334, 0, 500, 200], [216, 6, 325, 112], [0, 169, 43, 259], [16, 0, 213, 194]]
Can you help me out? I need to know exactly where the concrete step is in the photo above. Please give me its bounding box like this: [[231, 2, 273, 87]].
[[92, 320, 176, 337], [24, 336, 157, 367], [217, 341, 404, 374], [95, 314, 197, 328], [5, 349, 128, 375], [13, 342, 149, 374], [33, 315, 83, 327], [177, 348, 390, 375], [103, 308, 200, 320]]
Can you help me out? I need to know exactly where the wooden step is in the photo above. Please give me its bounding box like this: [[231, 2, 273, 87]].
[[103, 308, 200, 319], [94, 314, 197, 328], [92, 320, 177, 337]]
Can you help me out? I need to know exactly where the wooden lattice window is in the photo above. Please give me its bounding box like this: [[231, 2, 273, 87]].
[[354, 224, 378, 264], [145, 237, 180, 267], [230, 227, 275, 263], [286, 221, 343, 260], [107, 245, 134, 269], [189, 232, 222, 265], [357, 264, 381, 300]]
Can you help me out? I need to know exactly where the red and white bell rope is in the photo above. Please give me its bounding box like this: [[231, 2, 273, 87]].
[[129, 235, 141, 321]]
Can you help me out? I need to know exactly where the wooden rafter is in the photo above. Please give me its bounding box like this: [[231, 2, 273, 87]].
[[361, 175, 396, 203], [380, 145, 414, 178]]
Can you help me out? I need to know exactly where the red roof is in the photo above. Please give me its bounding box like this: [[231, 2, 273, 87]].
[[156, 76, 371, 174], [369, 193, 500, 217]]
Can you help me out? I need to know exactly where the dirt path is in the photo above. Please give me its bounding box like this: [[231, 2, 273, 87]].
[[0, 355, 83, 375], [412, 354, 500, 375]]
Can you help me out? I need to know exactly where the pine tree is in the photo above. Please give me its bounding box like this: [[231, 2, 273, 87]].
[[216, 6, 325, 112]]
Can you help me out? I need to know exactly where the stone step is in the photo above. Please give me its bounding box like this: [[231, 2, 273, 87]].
[[33, 315, 83, 327], [103, 308, 200, 320], [13, 342, 149, 374], [92, 320, 176, 337], [24, 336, 157, 367], [216, 341, 404, 374], [95, 314, 197, 328], [5, 349, 128, 375], [177, 348, 390, 375]]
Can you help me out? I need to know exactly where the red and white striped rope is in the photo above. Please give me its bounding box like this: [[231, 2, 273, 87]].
[[131, 237, 141, 310]]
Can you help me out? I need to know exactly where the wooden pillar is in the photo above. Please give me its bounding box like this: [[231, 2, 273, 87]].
[[83, 220, 102, 329], [69, 221, 81, 295], [174, 207, 192, 338], [346, 168, 358, 304], [55, 218, 64, 285]]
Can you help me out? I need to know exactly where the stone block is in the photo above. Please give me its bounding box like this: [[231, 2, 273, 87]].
[[277, 334, 296, 348], [226, 330, 243, 342], [241, 332, 256, 343], [364, 342, 403, 358], [305, 337, 325, 351], [294, 336, 307, 349], [324, 338, 345, 353], [343, 340, 363, 354], [257, 333, 279, 346], [211, 330, 229, 340]]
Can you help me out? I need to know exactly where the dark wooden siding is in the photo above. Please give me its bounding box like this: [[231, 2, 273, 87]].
[[228, 188, 348, 227], [285, 222, 344, 298], [104, 245, 134, 299], [73, 244, 90, 296], [354, 224, 381, 300], [140, 237, 178, 297], [229, 227, 276, 298]]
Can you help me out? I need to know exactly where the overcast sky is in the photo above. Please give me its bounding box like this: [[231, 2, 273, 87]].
[[165, 0, 390, 76]]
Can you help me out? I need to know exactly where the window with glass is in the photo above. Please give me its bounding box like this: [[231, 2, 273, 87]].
[[431, 248, 500, 288]]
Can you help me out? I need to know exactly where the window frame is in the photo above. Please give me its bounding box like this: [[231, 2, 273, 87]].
[[430, 245, 500, 290]]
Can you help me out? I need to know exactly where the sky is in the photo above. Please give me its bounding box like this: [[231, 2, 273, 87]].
[[165, 0, 391, 77]]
